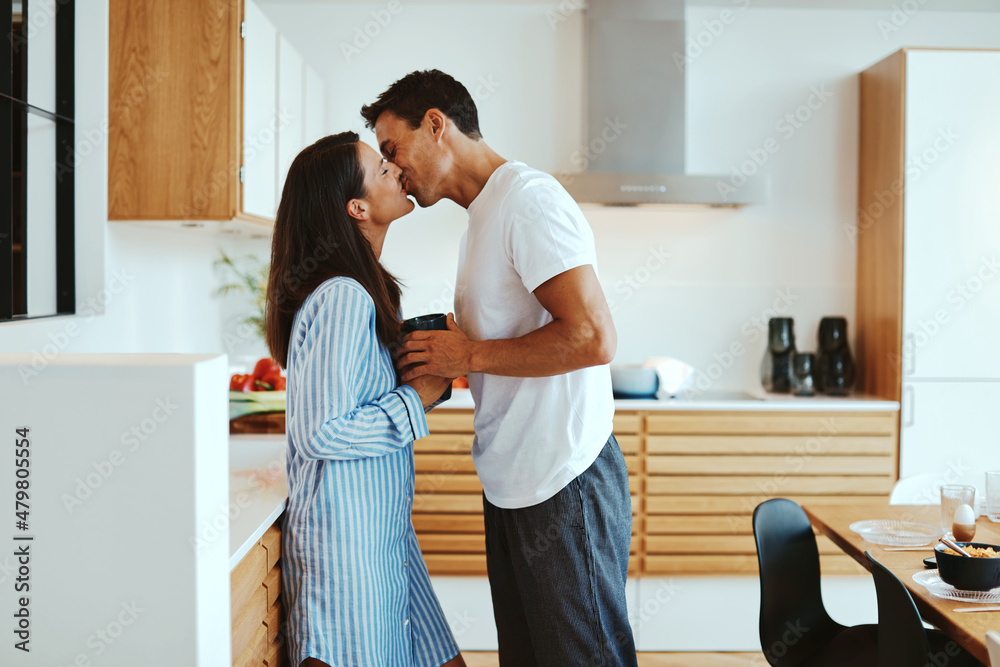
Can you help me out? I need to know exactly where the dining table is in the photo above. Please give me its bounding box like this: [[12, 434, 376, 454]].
[[803, 502, 1000, 666]]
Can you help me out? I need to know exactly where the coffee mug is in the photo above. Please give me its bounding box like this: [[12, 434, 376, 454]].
[[400, 313, 452, 402]]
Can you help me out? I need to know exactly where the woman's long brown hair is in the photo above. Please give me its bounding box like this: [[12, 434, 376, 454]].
[[265, 132, 401, 368]]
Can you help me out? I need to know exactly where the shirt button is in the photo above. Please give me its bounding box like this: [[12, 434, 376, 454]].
[[403, 618, 410, 626]]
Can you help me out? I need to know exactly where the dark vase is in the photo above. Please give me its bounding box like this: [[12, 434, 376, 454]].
[[761, 318, 796, 393], [791, 352, 817, 397], [817, 317, 855, 396]]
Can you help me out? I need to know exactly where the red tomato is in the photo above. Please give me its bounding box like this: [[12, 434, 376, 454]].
[[253, 358, 280, 379]]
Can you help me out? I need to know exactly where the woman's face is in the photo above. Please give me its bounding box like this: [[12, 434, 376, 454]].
[[353, 142, 414, 226]]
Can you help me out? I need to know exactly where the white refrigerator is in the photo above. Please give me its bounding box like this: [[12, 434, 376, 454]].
[[897, 50, 1000, 480]]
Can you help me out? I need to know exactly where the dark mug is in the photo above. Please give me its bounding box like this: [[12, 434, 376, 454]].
[[400, 313, 452, 402]]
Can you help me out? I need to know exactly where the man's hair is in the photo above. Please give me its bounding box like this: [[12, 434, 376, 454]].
[[361, 69, 482, 140]]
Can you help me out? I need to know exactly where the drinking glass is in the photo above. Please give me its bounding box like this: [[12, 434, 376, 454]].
[[986, 472, 1000, 523], [940, 484, 977, 532]]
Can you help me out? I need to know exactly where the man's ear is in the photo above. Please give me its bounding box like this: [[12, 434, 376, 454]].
[[346, 198, 368, 222], [425, 109, 446, 142]]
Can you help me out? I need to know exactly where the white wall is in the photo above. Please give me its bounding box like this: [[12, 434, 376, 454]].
[[264, 1, 1000, 393]]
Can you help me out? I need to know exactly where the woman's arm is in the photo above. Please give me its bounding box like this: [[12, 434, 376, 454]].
[[288, 280, 429, 461]]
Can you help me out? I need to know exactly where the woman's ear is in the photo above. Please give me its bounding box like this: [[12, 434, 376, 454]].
[[346, 198, 368, 222]]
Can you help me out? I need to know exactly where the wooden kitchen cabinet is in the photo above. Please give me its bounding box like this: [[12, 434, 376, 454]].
[[419, 408, 897, 577], [232, 520, 286, 667], [109, 0, 326, 225]]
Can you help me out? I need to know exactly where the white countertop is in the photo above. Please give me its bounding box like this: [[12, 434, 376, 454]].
[[229, 435, 288, 571], [437, 388, 899, 412]]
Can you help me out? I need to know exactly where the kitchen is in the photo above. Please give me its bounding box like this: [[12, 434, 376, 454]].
[[1, 0, 1000, 665]]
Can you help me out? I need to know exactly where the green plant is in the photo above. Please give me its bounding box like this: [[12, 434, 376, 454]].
[[214, 250, 269, 340]]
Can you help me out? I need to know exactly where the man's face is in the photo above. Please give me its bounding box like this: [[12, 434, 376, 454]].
[[374, 111, 447, 208]]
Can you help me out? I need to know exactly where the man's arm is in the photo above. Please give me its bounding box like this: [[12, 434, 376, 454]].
[[397, 264, 616, 381]]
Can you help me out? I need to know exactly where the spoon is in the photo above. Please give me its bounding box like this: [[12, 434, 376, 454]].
[[939, 536, 973, 558]]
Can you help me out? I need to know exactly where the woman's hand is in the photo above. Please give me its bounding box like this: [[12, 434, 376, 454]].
[[404, 373, 452, 408]]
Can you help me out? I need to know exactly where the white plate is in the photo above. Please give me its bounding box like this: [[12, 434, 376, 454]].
[[912, 569, 1000, 603], [849, 519, 945, 547]]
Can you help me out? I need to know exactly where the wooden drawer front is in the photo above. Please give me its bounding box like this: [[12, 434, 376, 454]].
[[415, 473, 482, 494], [614, 412, 642, 434], [265, 637, 287, 667], [414, 433, 474, 453], [424, 411, 475, 433], [263, 565, 281, 609], [415, 453, 477, 474], [424, 553, 487, 575], [232, 584, 267, 658], [412, 514, 484, 533], [261, 524, 281, 572], [234, 621, 267, 667], [646, 412, 897, 436], [646, 494, 890, 515], [647, 455, 893, 477], [231, 544, 267, 619], [648, 435, 894, 455], [413, 493, 482, 513], [644, 553, 866, 575], [616, 434, 641, 454], [264, 598, 282, 645], [647, 476, 893, 495]]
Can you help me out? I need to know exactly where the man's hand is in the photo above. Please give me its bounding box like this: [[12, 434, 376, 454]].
[[397, 314, 474, 381]]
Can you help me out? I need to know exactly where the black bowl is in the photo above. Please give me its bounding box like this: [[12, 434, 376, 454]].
[[934, 542, 1000, 591]]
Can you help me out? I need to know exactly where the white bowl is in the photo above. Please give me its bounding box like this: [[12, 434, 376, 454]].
[[610, 366, 659, 398]]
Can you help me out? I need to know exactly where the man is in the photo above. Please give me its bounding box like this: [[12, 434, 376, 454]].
[[362, 70, 636, 667]]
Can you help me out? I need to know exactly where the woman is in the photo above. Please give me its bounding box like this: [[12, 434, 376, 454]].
[[265, 132, 465, 667]]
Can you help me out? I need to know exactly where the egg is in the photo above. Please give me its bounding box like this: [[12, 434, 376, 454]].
[[952, 503, 977, 542]]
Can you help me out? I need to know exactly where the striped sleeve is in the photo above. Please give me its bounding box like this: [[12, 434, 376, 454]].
[[290, 280, 429, 460]]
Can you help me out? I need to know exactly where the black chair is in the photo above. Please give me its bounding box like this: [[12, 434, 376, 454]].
[[865, 552, 984, 667], [753, 498, 878, 666]]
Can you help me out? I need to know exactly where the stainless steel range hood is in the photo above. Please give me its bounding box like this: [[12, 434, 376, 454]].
[[555, 0, 766, 207]]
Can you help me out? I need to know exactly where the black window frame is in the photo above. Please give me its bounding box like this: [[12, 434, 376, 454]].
[[1, 0, 75, 322]]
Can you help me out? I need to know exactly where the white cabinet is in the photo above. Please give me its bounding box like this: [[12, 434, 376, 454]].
[[901, 50, 1000, 380], [242, 1, 327, 221], [900, 381, 1000, 479], [243, 0, 279, 220]]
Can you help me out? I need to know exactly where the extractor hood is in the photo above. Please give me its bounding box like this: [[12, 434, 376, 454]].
[[554, 0, 766, 207]]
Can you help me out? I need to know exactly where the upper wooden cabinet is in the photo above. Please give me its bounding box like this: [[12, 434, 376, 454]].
[[109, 0, 326, 224]]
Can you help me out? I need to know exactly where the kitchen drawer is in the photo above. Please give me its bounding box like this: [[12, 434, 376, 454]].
[[265, 637, 287, 667], [417, 533, 486, 553], [231, 544, 267, 619], [647, 434, 894, 455], [411, 514, 484, 533], [424, 411, 475, 433], [261, 524, 281, 571], [412, 493, 482, 513], [644, 553, 865, 575], [646, 454, 893, 476], [646, 494, 890, 515], [646, 533, 842, 555], [415, 473, 483, 493], [264, 598, 282, 645], [234, 621, 268, 667], [415, 453, 477, 473], [414, 433, 474, 453], [646, 412, 897, 436], [613, 412, 642, 434], [423, 553, 487, 575], [646, 475, 893, 496], [232, 584, 267, 658], [263, 565, 281, 608], [616, 434, 641, 454]]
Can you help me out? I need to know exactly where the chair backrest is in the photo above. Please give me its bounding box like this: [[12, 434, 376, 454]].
[[866, 552, 933, 667], [753, 498, 840, 666], [987, 630, 1000, 667]]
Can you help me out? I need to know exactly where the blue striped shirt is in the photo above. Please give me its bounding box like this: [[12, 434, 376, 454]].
[[281, 276, 459, 666]]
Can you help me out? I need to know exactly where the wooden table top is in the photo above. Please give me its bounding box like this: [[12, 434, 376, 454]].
[[803, 503, 1000, 666]]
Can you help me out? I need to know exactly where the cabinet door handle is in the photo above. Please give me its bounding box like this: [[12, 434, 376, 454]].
[[904, 334, 916, 376], [902, 385, 915, 428]]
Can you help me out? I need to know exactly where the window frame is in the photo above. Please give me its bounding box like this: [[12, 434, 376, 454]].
[[1, 0, 75, 322]]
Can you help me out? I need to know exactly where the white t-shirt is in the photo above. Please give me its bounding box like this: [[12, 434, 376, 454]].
[[455, 161, 614, 509]]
